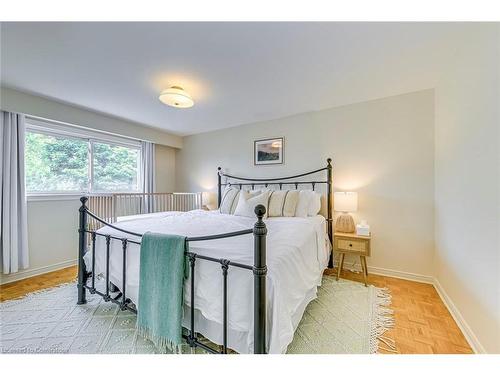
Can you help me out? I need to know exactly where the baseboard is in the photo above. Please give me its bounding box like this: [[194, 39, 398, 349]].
[[367, 265, 434, 284], [0, 259, 77, 285], [432, 277, 485, 354], [332, 254, 434, 284]]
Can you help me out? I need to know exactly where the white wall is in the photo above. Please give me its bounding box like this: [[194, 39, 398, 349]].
[[0, 198, 82, 284], [155, 144, 176, 192], [176, 90, 436, 279], [0, 87, 182, 148], [434, 24, 500, 353]]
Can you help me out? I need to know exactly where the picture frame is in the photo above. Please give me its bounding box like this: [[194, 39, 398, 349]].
[[254, 137, 284, 165]]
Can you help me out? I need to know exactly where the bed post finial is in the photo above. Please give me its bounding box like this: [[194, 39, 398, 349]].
[[253, 204, 267, 354], [327, 157, 332, 165], [77, 196, 88, 305], [254, 204, 266, 221]]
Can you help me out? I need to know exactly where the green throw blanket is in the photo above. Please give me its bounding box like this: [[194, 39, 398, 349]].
[[137, 232, 189, 353]]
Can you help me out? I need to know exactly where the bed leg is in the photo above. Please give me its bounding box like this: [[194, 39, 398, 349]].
[[253, 204, 267, 354], [77, 196, 88, 305], [109, 282, 119, 293]]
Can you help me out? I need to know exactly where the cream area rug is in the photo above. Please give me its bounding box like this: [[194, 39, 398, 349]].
[[0, 275, 394, 354]]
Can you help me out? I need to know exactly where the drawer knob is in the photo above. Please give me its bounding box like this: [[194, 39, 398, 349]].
[[349, 243, 353, 247]]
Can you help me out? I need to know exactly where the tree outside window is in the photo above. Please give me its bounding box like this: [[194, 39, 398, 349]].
[[25, 131, 140, 194]]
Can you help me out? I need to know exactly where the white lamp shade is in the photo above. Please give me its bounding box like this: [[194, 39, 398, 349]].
[[202, 191, 217, 209], [334, 192, 358, 212]]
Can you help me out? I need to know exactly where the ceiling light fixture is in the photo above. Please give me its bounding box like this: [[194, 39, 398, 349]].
[[159, 86, 194, 108]]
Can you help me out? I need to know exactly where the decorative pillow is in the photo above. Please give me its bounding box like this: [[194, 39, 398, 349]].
[[267, 190, 300, 217], [219, 186, 240, 214], [220, 188, 262, 214], [295, 190, 313, 218], [282, 190, 299, 217], [233, 191, 271, 218], [307, 191, 322, 216]]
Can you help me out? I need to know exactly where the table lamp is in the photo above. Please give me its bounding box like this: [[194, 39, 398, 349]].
[[334, 192, 358, 233], [202, 191, 217, 210]]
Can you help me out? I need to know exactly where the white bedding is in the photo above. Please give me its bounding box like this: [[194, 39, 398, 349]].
[[84, 209, 329, 353]]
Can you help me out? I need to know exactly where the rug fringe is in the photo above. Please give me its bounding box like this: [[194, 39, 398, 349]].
[[137, 326, 183, 354], [378, 336, 397, 353], [0, 281, 76, 308], [369, 287, 396, 354]]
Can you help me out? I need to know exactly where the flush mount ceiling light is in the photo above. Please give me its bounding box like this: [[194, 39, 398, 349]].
[[159, 86, 194, 108]]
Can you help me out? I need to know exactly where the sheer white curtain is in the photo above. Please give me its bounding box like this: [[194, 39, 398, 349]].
[[1, 111, 29, 274], [141, 141, 156, 213]]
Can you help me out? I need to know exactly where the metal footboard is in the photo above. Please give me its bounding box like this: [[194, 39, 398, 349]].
[[76, 196, 268, 354]]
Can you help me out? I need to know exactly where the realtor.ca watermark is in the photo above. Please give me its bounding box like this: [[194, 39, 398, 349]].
[[1, 347, 69, 354]]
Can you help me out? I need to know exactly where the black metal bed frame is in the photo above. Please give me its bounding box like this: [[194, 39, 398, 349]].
[[217, 158, 333, 256], [76, 158, 333, 355]]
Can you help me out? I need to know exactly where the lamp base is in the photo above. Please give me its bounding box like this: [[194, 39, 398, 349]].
[[335, 213, 355, 233]]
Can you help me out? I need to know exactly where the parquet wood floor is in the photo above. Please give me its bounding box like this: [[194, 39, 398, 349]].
[[0, 266, 77, 302], [1, 265, 473, 354]]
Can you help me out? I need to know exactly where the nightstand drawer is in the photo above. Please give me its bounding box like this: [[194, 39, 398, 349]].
[[337, 238, 367, 252]]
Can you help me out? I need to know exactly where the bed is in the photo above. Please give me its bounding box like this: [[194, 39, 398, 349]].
[[76, 159, 334, 354]]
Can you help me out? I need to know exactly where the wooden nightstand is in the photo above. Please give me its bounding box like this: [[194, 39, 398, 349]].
[[334, 231, 371, 286]]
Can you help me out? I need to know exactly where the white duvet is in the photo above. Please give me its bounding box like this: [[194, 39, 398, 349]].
[[84, 210, 329, 354]]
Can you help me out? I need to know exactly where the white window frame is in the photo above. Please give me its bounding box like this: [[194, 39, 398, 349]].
[[25, 116, 142, 200]]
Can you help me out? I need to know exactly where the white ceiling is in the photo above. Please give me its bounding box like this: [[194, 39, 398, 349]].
[[1, 22, 464, 136]]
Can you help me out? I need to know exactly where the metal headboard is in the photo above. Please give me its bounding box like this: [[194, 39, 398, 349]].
[[217, 158, 333, 265]]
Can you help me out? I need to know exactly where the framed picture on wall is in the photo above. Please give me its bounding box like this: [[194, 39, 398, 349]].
[[254, 137, 284, 165]]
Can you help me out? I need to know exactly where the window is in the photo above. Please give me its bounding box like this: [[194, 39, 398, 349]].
[[25, 132, 89, 192], [25, 118, 141, 195], [92, 141, 139, 192]]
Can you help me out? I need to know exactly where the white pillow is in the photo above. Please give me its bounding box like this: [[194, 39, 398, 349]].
[[234, 191, 271, 218], [220, 187, 262, 214], [295, 190, 313, 218], [219, 186, 240, 214], [267, 190, 300, 217], [308, 191, 322, 216], [282, 190, 299, 217]]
